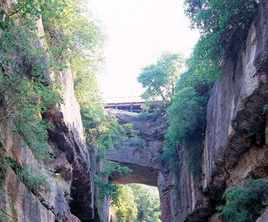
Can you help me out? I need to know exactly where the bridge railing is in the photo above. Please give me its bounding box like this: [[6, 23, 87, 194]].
[[104, 101, 162, 113], [104, 101, 145, 113]]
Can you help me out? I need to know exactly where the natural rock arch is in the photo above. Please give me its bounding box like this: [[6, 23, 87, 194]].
[[105, 109, 165, 186], [104, 109, 176, 221]]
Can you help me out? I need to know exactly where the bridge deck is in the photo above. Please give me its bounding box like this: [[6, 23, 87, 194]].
[[104, 101, 162, 113], [104, 101, 144, 113]]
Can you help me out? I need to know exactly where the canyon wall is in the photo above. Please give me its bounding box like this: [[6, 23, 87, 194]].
[[1, 1, 268, 222], [0, 1, 100, 222], [163, 1, 268, 221]]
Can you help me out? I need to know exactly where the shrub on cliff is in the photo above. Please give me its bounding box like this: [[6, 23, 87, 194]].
[[165, 87, 207, 149], [0, 6, 61, 159], [219, 179, 268, 222], [163, 42, 217, 173], [0, 0, 102, 159], [162, 0, 258, 174], [185, 0, 258, 60]]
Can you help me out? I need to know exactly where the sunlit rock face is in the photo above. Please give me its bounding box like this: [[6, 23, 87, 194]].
[[48, 64, 98, 221], [204, 0, 268, 198], [0, 2, 99, 222], [163, 1, 268, 221], [203, 1, 268, 221]]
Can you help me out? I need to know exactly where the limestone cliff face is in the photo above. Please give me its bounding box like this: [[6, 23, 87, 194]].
[[203, 0, 268, 190], [2, 1, 268, 222], [163, 1, 268, 221], [0, 66, 97, 222], [0, 2, 99, 222]]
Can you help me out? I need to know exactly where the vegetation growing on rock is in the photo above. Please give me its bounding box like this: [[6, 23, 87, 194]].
[[219, 179, 268, 222], [0, 0, 263, 221], [0, 2, 61, 159], [142, 0, 259, 176]]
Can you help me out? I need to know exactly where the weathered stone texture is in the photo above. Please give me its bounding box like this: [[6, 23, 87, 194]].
[[204, 0, 268, 190], [106, 110, 163, 186], [0, 1, 99, 221], [164, 1, 268, 221]]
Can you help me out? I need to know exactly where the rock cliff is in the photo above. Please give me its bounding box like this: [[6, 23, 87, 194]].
[[0, 1, 100, 222], [1, 1, 268, 222], [162, 1, 268, 221]]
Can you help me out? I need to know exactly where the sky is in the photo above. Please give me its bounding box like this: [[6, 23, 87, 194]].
[[89, 0, 199, 102]]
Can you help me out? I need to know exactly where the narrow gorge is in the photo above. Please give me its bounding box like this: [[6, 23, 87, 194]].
[[1, 0, 268, 222]]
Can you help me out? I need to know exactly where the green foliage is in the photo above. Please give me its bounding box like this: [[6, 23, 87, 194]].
[[219, 179, 268, 222], [83, 110, 138, 156], [113, 185, 138, 222], [96, 118, 126, 152], [95, 161, 130, 204], [165, 87, 206, 149], [94, 176, 119, 202], [130, 184, 161, 222], [19, 166, 48, 193], [138, 53, 184, 104], [14, 0, 42, 18], [1, 0, 100, 160], [12, 79, 60, 158], [6, 157, 48, 193], [162, 0, 257, 173], [263, 104, 268, 113], [100, 161, 131, 178], [163, 85, 207, 174], [0, 12, 61, 159], [111, 184, 160, 222], [178, 36, 221, 91], [185, 0, 257, 59], [42, 0, 101, 61], [44, 0, 106, 155], [0, 157, 48, 193]]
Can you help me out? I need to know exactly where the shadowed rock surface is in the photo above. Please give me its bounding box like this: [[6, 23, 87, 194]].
[[0, 2, 100, 222], [105, 110, 164, 186], [168, 1, 268, 221], [106, 2, 268, 222], [1, 1, 268, 222]]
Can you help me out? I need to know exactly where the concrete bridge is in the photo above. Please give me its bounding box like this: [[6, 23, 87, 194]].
[[105, 109, 166, 186]]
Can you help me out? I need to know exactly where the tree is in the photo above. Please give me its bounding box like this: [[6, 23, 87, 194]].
[[112, 186, 138, 222], [130, 184, 161, 222], [138, 53, 184, 104], [184, 0, 257, 59]]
